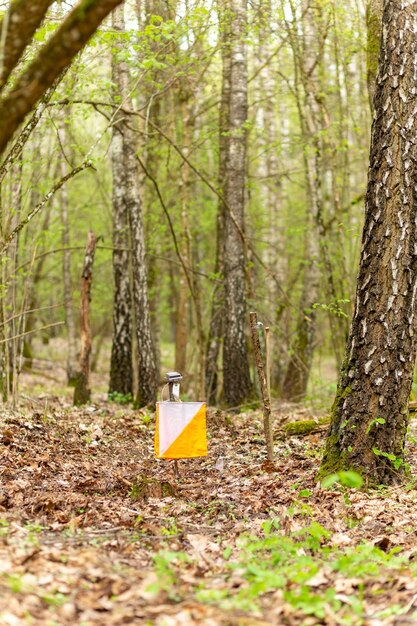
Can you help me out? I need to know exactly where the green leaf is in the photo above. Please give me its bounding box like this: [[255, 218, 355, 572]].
[[321, 470, 363, 489]]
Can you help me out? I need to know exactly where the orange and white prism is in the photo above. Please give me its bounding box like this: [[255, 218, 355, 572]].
[[155, 401, 207, 459]]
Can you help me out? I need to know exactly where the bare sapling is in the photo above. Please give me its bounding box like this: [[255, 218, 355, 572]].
[[249, 311, 274, 461]]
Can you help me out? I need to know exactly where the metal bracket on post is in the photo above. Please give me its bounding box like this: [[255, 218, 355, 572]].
[[165, 371, 182, 402], [165, 372, 183, 477]]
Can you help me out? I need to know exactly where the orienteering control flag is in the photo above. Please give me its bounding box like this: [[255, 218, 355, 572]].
[[155, 401, 207, 459]]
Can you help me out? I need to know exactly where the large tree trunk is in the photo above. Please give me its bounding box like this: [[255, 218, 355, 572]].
[[222, 0, 252, 407], [366, 0, 383, 113], [111, 6, 157, 407], [205, 4, 230, 405], [129, 182, 158, 407], [320, 0, 417, 485], [109, 6, 134, 397]]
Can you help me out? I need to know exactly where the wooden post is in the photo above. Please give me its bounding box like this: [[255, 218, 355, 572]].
[[74, 231, 97, 406], [249, 311, 274, 461], [265, 325, 271, 402]]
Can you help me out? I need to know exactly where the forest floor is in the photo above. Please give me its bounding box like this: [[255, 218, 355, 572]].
[[2, 358, 417, 624]]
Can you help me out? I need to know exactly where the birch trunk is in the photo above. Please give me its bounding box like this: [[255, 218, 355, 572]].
[[320, 0, 417, 485], [109, 7, 134, 397], [366, 0, 383, 113], [112, 6, 157, 407], [222, 0, 252, 406]]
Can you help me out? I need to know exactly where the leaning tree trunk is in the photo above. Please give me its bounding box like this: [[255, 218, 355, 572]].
[[109, 6, 133, 397], [320, 0, 417, 485], [222, 0, 252, 406]]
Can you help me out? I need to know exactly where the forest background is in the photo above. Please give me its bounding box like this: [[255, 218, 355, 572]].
[[0, 0, 373, 413], [6, 1, 417, 625]]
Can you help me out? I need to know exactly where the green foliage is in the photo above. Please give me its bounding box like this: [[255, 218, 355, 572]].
[[321, 470, 364, 489], [190, 520, 409, 622], [312, 298, 351, 319], [372, 448, 403, 470], [148, 550, 190, 599], [108, 391, 133, 406], [366, 417, 386, 434]]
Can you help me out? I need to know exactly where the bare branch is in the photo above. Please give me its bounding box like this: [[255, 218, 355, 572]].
[[0, 0, 124, 155], [1, 161, 92, 255], [0, 78, 62, 185], [0, 321, 65, 345], [0, 0, 54, 90]]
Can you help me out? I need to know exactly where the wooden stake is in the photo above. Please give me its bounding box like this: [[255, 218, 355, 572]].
[[74, 231, 97, 406], [174, 460, 180, 478], [249, 312, 274, 461], [265, 326, 271, 403]]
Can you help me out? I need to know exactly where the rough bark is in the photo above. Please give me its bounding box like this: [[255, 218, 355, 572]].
[[129, 184, 158, 407], [0, 0, 124, 156], [110, 11, 157, 407], [366, 0, 383, 113], [73, 231, 97, 406], [320, 0, 417, 485], [222, 0, 252, 406], [109, 6, 133, 397], [205, 4, 230, 405]]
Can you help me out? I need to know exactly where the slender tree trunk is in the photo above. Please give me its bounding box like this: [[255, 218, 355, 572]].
[[320, 0, 417, 485], [109, 6, 134, 397], [282, 0, 322, 401], [73, 231, 97, 406], [59, 113, 78, 385], [256, 0, 288, 393], [222, 0, 252, 406], [1, 156, 23, 402], [174, 95, 192, 378]]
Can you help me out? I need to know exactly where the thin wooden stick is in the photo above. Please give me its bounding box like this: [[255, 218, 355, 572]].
[[265, 326, 271, 402], [249, 312, 274, 461]]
